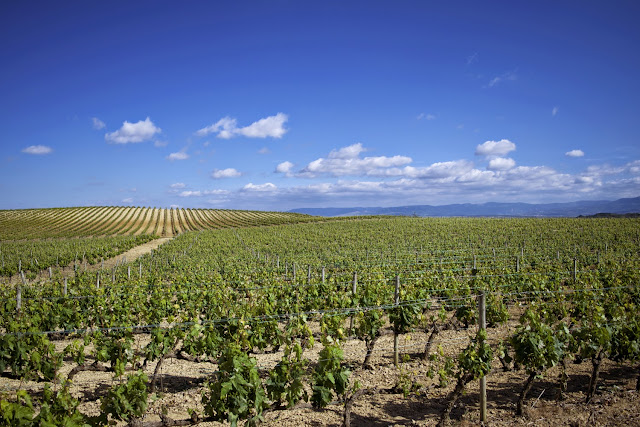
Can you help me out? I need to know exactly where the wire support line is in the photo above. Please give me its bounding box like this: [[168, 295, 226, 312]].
[[2, 283, 638, 337], [3, 264, 627, 303]]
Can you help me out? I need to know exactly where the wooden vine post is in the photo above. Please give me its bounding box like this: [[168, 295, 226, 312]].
[[393, 274, 400, 366], [16, 282, 22, 313], [478, 290, 487, 424], [349, 272, 357, 333]]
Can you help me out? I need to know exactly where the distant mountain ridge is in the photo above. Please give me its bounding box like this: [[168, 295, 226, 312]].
[[290, 196, 640, 218]]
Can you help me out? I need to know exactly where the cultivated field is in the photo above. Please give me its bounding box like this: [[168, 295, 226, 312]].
[[1, 213, 640, 426], [0, 206, 319, 240]]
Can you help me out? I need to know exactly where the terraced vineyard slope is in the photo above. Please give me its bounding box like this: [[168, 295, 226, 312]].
[[0, 206, 318, 240]]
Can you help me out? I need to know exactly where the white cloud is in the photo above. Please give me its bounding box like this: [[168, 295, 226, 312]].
[[240, 113, 288, 138], [122, 197, 133, 203], [196, 113, 288, 139], [300, 143, 412, 177], [92, 117, 106, 130], [552, 106, 559, 116], [154, 140, 169, 148], [487, 157, 516, 171], [276, 161, 294, 175], [196, 117, 237, 139], [258, 147, 271, 155], [172, 158, 640, 211], [105, 117, 161, 144], [22, 145, 53, 155], [242, 182, 277, 192], [383, 160, 474, 179], [565, 149, 584, 157], [330, 143, 366, 159], [211, 168, 241, 179], [170, 182, 186, 189], [167, 151, 189, 161], [177, 188, 230, 197], [475, 139, 516, 157], [417, 113, 436, 120]]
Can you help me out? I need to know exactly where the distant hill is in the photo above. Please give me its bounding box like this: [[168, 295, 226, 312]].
[[290, 196, 640, 218]]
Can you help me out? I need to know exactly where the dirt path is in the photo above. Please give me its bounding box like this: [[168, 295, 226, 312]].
[[7, 237, 173, 284], [111, 237, 172, 262]]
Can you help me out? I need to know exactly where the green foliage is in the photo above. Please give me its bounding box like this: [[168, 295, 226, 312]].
[[266, 342, 309, 408], [100, 371, 149, 422], [511, 308, 568, 374], [36, 383, 90, 426], [319, 314, 348, 341], [0, 327, 61, 381], [311, 337, 350, 408], [457, 329, 493, 381], [144, 327, 182, 362], [202, 344, 266, 427], [94, 329, 136, 378], [0, 386, 90, 427], [0, 390, 35, 426], [1, 216, 639, 422], [388, 302, 421, 335]]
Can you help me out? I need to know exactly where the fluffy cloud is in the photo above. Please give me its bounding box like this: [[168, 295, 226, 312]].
[[487, 157, 516, 171], [378, 160, 474, 179], [170, 182, 186, 189], [178, 189, 230, 197], [196, 113, 288, 139], [176, 157, 640, 211], [300, 143, 412, 177], [105, 117, 161, 144], [158, 137, 639, 211], [565, 149, 584, 157], [242, 182, 277, 192], [211, 168, 241, 179], [197, 117, 237, 139], [276, 161, 294, 176], [475, 139, 516, 157], [167, 151, 189, 161], [92, 117, 106, 130], [22, 145, 53, 155]]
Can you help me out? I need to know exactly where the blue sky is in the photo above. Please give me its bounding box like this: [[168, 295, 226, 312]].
[[2, 1, 639, 211]]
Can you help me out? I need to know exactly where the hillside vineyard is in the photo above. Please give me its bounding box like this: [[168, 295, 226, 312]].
[[1, 213, 639, 425]]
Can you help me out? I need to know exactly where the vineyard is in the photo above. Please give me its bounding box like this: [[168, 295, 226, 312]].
[[0, 207, 318, 240], [1, 216, 640, 426]]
